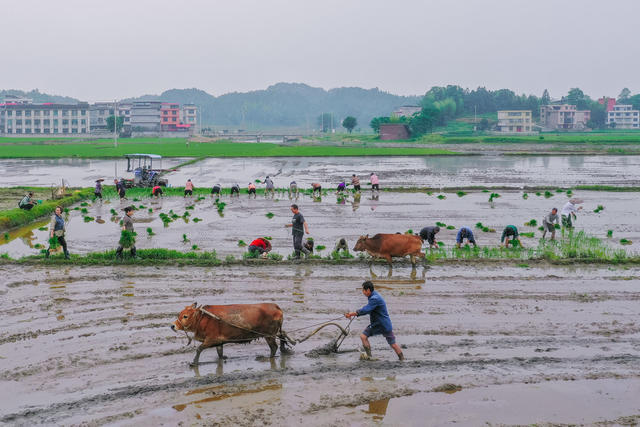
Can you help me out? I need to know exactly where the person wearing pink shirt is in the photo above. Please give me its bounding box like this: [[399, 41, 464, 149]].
[[370, 173, 379, 191], [184, 179, 194, 197]]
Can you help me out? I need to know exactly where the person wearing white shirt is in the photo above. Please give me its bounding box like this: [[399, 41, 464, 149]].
[[560, 201, 582, 229]]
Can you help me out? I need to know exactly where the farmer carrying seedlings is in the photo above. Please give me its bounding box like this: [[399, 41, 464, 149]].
[[542, 208, 560, 240], [419, 226, 440, 249], [46, 205, 69, 259], [456, 226, 477, 248], [560, 199, 583, 229], [116, 206, 136, 259], [284, 204, 310, 259], [351, 174, 361, 192], [94, 179, 104, 200], [248, 237, 272, 258], [345, 281, 404, 361], [114, 179, 127, 201], [501, 225, 523, 248]]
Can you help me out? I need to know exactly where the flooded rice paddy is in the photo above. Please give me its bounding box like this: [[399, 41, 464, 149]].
[[1, 190, 637, 258], [1, 263, 639, 425], [2, 155, 640, 188]]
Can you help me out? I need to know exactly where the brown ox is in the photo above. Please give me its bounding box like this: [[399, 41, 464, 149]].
[[353, 233, 425, 265], [171, 302, 285, 365]]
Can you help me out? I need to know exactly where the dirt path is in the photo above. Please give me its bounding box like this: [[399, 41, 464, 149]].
[[1, 263, 639, 425]]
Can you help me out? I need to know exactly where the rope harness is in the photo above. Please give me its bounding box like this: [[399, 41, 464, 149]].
[[180, 306, 354, 352]]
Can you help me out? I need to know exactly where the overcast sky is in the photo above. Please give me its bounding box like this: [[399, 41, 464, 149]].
[[3, 0, 639, 101]]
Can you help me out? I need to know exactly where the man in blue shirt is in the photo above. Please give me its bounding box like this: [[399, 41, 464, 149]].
[[345, 281, 404, 360], [456, 226, 477, 248]]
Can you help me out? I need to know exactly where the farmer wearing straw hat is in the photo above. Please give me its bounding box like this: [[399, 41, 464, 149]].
[[46, 205, 69, 259], [560, 199, 583, 229]]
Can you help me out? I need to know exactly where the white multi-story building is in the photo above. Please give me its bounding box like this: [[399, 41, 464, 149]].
[[0, 101, 90, 135], [180, 104, 198, 131], [496, 110, 534, 133], [90, 102, 132, 133], [607, 104, 640, 129]]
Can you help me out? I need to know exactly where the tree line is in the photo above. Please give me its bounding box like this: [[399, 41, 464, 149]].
[[370, 86, 639, 136]]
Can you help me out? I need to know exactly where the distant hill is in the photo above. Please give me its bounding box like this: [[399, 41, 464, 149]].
[[0, 89, 80, 104], [125, 83, 420, 130]]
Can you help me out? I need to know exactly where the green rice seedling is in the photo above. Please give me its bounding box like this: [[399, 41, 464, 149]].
[[119, 220, 123, 226], [182, 211, 190, 217], [110, 208, 117, 216], [517, 263, 529, 268], [544, 191, 553, 198], [64, 208, 70, 214], [48, 236, 59, 249], [535, 192, 542, 196], [192, 218, 202, 222], [186, 205, 194, 210], [34, 243, 43, 249], [437, 194, 446, 200], [520, 232, 535, 238], [191, 244, 199, 250], [475, 222, 484, 229], [266, 212, 275, 219], [72, 207, 80, 211], [316, 245, 326, 255], [196, 196, 205, 202], [620, 238, 632, 245], [146, 227, 155, 236], [80, 202, 89, 207], [263, 236, 272, 240], [238, 240, 247, 247], [607, 230, 613, 238], [488, 193, 500, 202], [171, 213, 179, 219], [554, 224, 561, 229], [481, 189, 489, 193], [538, 226, 545, 231], [119, 230, 136, 248], [83, 216, 94, 222], [268, 253, 283, 261], [446, 225, 455, 230], [243, 251, 259, 259], [254, 179, 261, 183], [0, 253, 11, 259], [556, 189, 565, 193], [482, 227, 490, 232], [593, 205, 604, 213], [426, 191, 433, 196], [182, 234, 189, 242], [133, 198, 140, 202], [437, 241, 445, 247], [566, 189, 573, 196], [148, 208, 153, 213], [406, 229, 413, 235], [522, 193, 528, 200], [488, 228, 496, 232], [436, 221, 446, 227], [225, 255, 236, 262], [456, 191, 467, 197], [524, 219, 537, 227], [38, 226, 47, 231]]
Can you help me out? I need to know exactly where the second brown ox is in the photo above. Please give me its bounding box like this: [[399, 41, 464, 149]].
[[171, 302, 285, 365], [353, 233, 425, 265]]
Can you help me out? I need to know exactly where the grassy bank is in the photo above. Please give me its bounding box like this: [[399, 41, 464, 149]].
[[0, 188, 92, 231], [0, 138, 457, 158]]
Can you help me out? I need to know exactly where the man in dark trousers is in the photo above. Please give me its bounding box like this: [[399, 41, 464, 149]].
[[419, 225, 440, 249], [284, 204, 310, 259], [345, 281, 404, 361]]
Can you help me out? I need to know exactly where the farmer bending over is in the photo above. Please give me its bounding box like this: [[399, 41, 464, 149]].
[[211, 183, 221, 197], [311, 182, 322, 197], [230, 184, 240, 196], [501, 225, 522, 248], [561, 199, 582, 229], [264, 176, 275, 197], [419, 226, 440, 249], [456, 226, 477, 248], [542, 208, 559, 240], [248, 182, 257, 198], [345, 281, 404, 361], [334, 238, 349, 252], [184, 179, 194, 197], [151, 185, 163, 198], [248, 237, 272, 258], [370, 173, 379, 191]]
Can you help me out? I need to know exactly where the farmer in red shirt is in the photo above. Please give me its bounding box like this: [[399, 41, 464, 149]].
[[248, 237, 272, 258]]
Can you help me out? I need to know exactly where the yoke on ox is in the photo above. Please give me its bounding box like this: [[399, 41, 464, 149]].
[[171, 302, 285, 366], [353, 233, 425, 266]]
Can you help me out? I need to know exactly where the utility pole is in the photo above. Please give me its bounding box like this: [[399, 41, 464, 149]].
[[114, 99, 118, 148], [474, 105, 477, 132]]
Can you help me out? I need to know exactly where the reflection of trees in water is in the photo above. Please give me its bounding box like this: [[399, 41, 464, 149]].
[[568, 156, 585, 170], [365, 398, 390, 416]]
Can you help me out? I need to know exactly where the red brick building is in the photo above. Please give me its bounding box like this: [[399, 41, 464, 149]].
[[380, 123, 410, 140]]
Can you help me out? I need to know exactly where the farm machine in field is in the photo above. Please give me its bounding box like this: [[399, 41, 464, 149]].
[[121, 154, 169, 188]]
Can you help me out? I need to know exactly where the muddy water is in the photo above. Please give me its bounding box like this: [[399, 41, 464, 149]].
[[0, 157, 187, 187], [1, 190, 638, 258], [2, 155, 640, 188], [1, 263, 639, 425]]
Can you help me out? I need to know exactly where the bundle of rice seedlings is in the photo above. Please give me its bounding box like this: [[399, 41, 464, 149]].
[[119, 230, 137, 248], [456, 191, 467, 197], [524, 219, 537, 227], [266, 212, 275, 219], [488, 193, 501, 202], [83, 216, 94, 222], [436, 221, 446, 227], [522, 193, 529, 199], [238, 240, 247, 247], [146, 227, 155, 236], [437, 194, 446, 200], [446, 225, 455, 230]]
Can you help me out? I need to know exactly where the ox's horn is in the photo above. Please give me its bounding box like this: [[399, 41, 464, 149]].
[[192, 302, 197, 308]]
